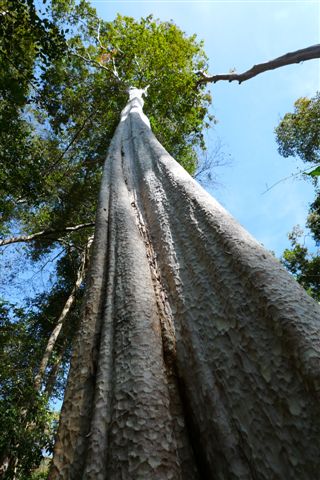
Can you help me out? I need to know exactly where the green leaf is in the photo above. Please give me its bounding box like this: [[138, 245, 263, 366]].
[[306, 166, 320, 177]]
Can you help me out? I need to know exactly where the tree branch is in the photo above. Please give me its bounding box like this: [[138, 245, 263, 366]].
[[197, 44, 320, 85], [0, 222, 95, 247], [44, 345, 66, 397], [71, 50, 110, 72], [70, 50, 122, 83]]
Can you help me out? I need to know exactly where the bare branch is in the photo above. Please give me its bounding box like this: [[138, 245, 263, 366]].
[[195, 139, 232, 187], [0, 222, 95, 247], [96, 19, 105, 51], [197, 44, 320, 85], [112, 57, 120, 81]]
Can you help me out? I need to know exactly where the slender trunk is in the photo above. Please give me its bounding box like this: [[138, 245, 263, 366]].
[[44, 343, 66, 398], [0, 456, 18, 480], [34, 236, 93, 392], [49, 89, 320, 480]]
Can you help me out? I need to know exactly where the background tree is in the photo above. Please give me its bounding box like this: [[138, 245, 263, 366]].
[[276, 93, 320, 166], [0, 301, 57, 478], [275, 92, 320, 301]]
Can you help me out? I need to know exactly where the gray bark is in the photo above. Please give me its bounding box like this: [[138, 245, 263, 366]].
[[49, 89, 320, 479]]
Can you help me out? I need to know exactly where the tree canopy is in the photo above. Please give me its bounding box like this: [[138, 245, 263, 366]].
[[276, 93, 320, 167]]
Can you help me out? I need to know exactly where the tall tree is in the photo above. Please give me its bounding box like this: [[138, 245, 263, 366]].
[[1, 1, 320, 477], [276, 93, 320, 166]]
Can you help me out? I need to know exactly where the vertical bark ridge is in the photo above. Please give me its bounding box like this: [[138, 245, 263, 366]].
[[50, 89, 320, 480], [129, 120, 256, 478], [82, 165, 118, 479]]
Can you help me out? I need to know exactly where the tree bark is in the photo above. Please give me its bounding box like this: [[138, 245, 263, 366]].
[[49, 89, 320, 479], [197, 44, 320, 84]]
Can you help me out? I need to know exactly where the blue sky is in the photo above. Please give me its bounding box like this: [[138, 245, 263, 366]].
[[92, 0, 320, 256]]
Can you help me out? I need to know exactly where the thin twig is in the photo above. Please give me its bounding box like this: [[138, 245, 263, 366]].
[[49, 110, 96, 171], [70, 47, 125, 85], [262, 165, 319, 194]]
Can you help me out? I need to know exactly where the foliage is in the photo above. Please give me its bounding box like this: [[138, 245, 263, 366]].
[[1, 5, 212, 238], [282, 226, 320, 302], [0, 0, 66, 230], [28, 457, 51, 479], [275, 93, 320, 166], [277, 92, 320, 301], [37, 12, 212, 174], [0, 249, 83, 478], [0, 302, 57, 479]]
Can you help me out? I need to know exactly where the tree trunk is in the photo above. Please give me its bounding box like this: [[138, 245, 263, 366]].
[[49, 88, 320, 479], [44, 343, 66, 398]]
